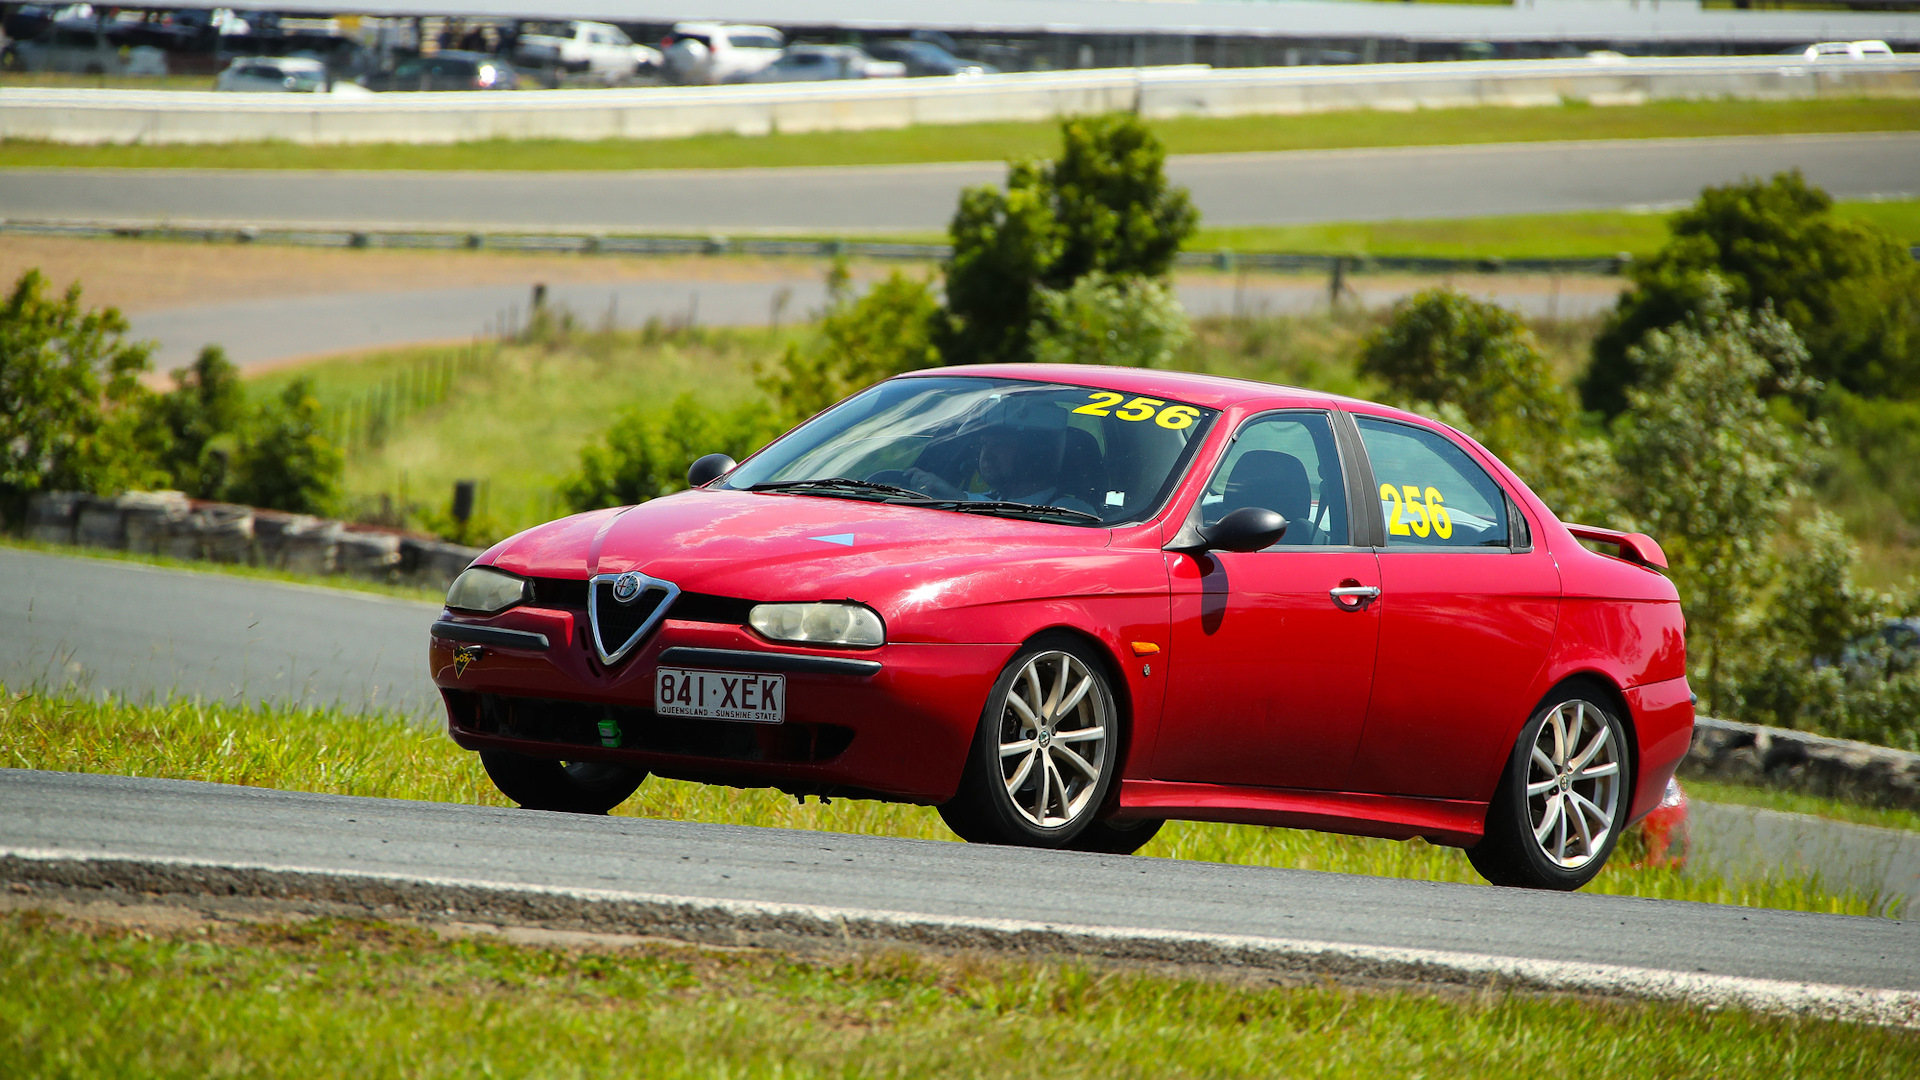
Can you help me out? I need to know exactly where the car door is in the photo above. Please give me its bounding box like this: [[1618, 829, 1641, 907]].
[[1154, 410, 1382, 791], [1343, 414, 1561, 801]]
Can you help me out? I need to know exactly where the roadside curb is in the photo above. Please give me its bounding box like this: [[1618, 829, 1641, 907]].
[[5, 847, 1916, 1028]]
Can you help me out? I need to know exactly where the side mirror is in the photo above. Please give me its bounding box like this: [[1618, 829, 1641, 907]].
[[687, 453, 737, 488], [1167, 506, 1288, 554]]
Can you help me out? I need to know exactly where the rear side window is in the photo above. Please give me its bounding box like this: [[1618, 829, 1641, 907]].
[[1199, 411, 1349, 547], [1355, 417, 1510, 549]]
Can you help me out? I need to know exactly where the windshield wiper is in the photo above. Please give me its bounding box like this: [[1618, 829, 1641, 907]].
[[916, 500, 1103, 524], [748, 477, 932, 501]]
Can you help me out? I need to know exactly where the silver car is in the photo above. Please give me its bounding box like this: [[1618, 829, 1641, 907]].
[[214, 56, 329, 92]]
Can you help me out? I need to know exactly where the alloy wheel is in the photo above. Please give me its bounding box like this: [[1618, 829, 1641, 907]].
[[996, 650, 1110, 829], [1525, 699, 1622, 870]]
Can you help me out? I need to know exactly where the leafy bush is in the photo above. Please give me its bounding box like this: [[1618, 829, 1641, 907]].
[[1030, 273, 1192, 369], [224, 379, 343, 516], [150, 345, 247, 498], [942, 114, 1197, 365], [0, 269, 165, 507], [760, 272, 942, 424], [1611, 286, 1818, 714], [562, 393, 773, 513], [1585, 171, 1920, 415]]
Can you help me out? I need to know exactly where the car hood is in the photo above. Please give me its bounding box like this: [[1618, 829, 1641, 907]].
[[484, 488, 1114, 605]]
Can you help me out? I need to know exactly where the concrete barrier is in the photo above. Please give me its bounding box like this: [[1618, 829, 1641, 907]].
[[4, 56, 1917, 146]]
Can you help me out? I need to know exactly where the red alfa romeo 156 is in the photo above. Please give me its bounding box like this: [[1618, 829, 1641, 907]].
[[429, 365, 1692, 890]]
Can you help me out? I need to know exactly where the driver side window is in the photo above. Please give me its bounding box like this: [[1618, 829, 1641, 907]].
[[1200, 412, 1349, 547]]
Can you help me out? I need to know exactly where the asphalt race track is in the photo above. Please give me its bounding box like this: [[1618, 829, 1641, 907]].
[[3, 768, 1917, 1021], [0, 547, 440, 716], [4, 134, 1914, 233]]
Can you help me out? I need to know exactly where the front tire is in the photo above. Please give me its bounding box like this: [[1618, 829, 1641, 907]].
[[479, 750, 646, 815], [938, 638, 1120, 848], [1069, 816, 1164, 855], [1467, 687, 1631, 890]]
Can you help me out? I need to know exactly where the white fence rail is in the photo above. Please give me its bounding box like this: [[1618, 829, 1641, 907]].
[[3, 56, 1918, 145]]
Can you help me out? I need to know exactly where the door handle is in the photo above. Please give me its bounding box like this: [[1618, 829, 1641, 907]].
[[1329, 584, 1381, 611]]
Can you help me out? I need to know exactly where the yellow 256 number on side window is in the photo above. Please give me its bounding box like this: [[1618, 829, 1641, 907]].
[[1380, 484, 1453, 540], [1074, 392, 1201, 430]]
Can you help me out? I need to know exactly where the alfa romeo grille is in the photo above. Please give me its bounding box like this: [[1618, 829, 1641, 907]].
[[588, 573, 679, 664]]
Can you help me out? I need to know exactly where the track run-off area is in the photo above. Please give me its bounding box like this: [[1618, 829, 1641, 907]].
[[2, 546, 1916, 1023]]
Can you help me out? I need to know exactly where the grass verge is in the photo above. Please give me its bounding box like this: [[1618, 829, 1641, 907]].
[[0, 688, 1894, 917], [1681, 777, 1920, 834], [3, 97, 1915, 171], [4, 910, 1916, 1079], [0, 534, 443, 604]]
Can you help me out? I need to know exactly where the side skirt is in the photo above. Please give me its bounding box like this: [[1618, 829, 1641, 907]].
[[1114, 779, 1486, 848]]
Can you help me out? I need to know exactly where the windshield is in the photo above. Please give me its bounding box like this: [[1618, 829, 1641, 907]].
[[722, 377, 1218, 526]]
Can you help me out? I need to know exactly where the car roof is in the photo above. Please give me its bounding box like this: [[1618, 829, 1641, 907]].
[[241, 55, 326, 68], [892, 363, 1403, 416]]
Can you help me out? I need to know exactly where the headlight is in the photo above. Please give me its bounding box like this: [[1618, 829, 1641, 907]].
[[749, 602, 885, 648], [445, 566, 528, 614]]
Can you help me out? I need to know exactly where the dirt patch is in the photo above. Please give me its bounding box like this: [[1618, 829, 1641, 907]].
[[0, 234, 865, 315]]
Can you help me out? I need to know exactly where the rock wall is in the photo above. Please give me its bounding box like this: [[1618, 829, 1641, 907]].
[[1682, 717, 1920, 813], [22, 490, 481, 593]]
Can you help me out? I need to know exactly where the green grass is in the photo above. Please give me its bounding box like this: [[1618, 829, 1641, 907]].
[[0, 71, 214, 92], [1682, 777, 1920, 834], [6, 910, 1916, 1080], [4, 97, 1915, 170], [0, 534, 443, 603], [0, 688, 1894, 918], [248, 323, 790, 539]]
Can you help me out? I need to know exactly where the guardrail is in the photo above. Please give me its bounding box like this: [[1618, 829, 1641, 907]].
[[3, 55, 1918, 145], [0, 217, 1635, 275]]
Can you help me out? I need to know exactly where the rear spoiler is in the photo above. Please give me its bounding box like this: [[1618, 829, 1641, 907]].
[[1564, 523, 1669, 571]]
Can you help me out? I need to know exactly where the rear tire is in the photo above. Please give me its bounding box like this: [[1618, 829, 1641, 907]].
[[1467, 686, 1631, 890], [479, 750, 646, 815], [938, 637, 1120, 848]]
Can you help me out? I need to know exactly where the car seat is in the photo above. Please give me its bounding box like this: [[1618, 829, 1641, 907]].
[[1214, 449, 1322, 544], [1058, 427, 1105, 508]]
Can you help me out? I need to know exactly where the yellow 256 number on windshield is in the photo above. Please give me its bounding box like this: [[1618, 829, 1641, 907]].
[[1380, 484, 1453, 540], [1074, 392, 1201, 430]]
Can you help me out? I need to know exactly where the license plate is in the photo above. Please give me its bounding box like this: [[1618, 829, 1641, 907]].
[[655, 667, 785, 723]]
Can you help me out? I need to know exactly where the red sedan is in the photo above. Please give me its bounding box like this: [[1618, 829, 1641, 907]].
[[430, 365, 1692, 890]]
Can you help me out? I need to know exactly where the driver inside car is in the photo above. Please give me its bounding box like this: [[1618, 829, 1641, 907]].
[[896, 397, 1097, 515]]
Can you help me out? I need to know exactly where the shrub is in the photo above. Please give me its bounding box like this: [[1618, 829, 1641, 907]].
[[1611, 286, 1818, 714], [1030, 273, 1192, 369], [225, 379, 343, 516], [0, 269, 165, 507], [760, 272, 942, 424], [151, 345, 247, 498], [562, 393, 772, 513], [942, 114, 1197, 365], [1585, 171, 1920, 415]]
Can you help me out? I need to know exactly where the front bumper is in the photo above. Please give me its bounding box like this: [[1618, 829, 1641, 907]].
[[429, 606, 1013, 803]]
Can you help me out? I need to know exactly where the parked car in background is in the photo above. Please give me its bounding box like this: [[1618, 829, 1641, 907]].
[[1, 20, 163, 74], [364, 51, 518, 91], [1801, 40, 1895, 60], [750, 45, 906, 82], [214, 54, 327, 91], [430, 365, 1693, 891], [513, 20, 658, 83], [866, 38, 995, 77], [661, 22, 783, 84]]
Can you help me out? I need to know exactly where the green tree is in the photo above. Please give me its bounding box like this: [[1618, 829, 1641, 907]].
[[1030, 273, 1192, 369], [151, 345, 247, 498], [1612, 285, 1817, 714], [1585, 171, 1920, 415], [760, 272, 942, 424], [562, 393, 772, 513], [1360, 288, 1614, 522], [0, 269, 165, 506], [225, 379, 342, 515], [942, 114, 1198, 365]]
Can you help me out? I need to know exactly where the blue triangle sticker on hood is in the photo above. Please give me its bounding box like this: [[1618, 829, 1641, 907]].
[[809, 533, 855, 546]]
